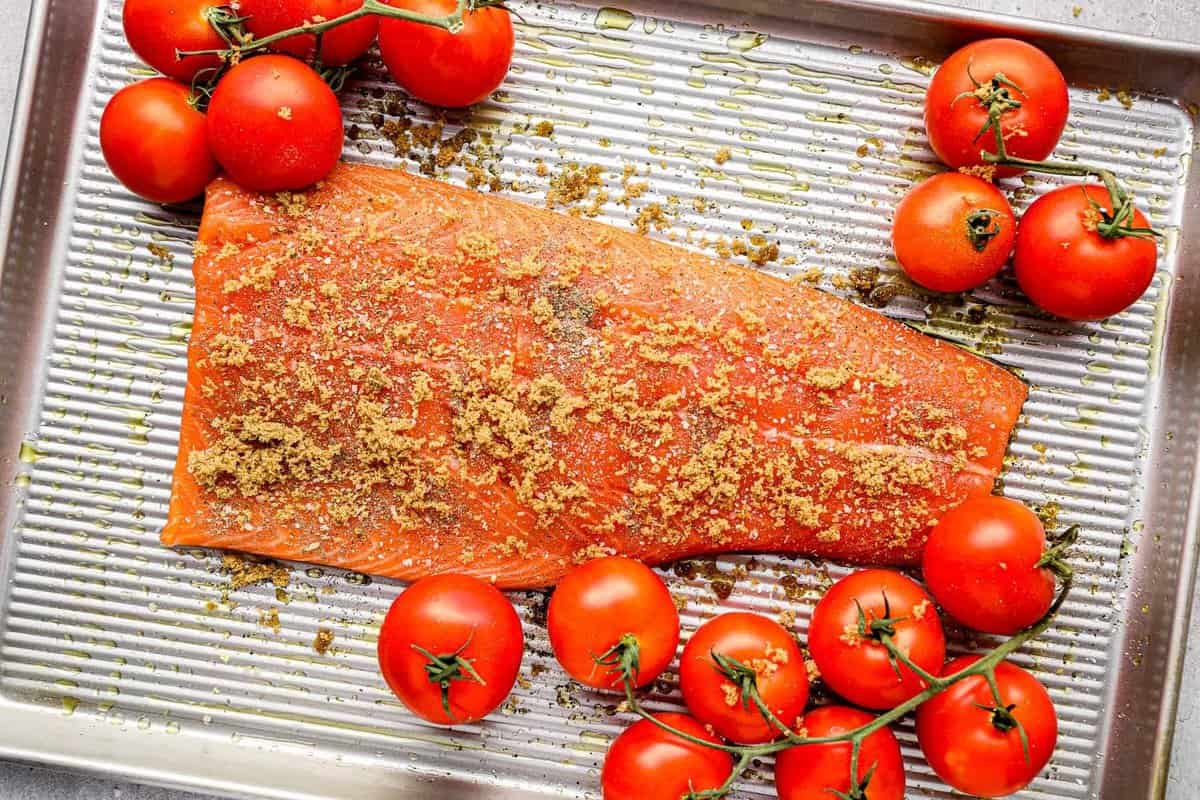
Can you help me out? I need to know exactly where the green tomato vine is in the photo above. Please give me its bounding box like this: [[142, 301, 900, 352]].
[[600, 533, 1077, 799]]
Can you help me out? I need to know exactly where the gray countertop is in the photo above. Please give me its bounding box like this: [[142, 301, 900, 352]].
[[0, 0, 1195, 797]]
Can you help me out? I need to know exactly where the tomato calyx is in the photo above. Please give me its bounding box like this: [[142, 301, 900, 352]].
[[593, 633, 643, 687], [965, 208, 1004, 252], [952, 64, 1026, 146], [411, 631, 488, 721], [1035, 525, 1080, 582], [851, 592, 919, 682], [854, 592, 908, 642], [979, 669, 1035, 765], [827, 761, 878, 800], [1081, 188, 1160, 241], [707, 651, 799, 740]]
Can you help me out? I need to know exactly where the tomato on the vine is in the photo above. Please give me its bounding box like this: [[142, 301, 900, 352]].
[[922, 496, 1060, 634], [808, 569, 945, 710], [917, 656, 1058, 797], [379, 0, 514, 108], [547, 557, 679, 690], [925, 38, 1069, 177], [678, 612, 808, 744], [100, 78, 218, 204], [377, 573, 523, 724], [892, 172, 1016, 293], [1013, 183, 1158, 320], [206, 55, 345, 192], [122, 0, 227, 82], [241, 0, 379, 66], [775, 706, 905, 800], [601, 713, 733, 800]]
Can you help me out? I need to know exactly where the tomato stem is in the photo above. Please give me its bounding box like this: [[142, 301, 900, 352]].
[[1036, 525, 1080, 581], [876, 631, 943, 689], [684, 751, 755, 800], [178, 0, 481, 66], [972, 93, 1161, 241]]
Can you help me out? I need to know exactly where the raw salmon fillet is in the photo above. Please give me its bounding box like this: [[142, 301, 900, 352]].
[[162, 163, 1026, 588]]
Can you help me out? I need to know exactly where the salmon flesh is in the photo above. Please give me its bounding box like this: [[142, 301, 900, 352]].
[[161, 163, 1027, 588]]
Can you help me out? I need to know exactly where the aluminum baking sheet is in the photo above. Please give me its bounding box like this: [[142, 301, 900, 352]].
[[1, 1, 1199, 798]]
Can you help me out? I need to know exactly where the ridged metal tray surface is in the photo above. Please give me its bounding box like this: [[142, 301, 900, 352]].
[[1, 1, 1199, 799]]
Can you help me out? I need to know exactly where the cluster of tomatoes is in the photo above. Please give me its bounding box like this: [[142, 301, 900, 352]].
[[376, 494, 1068, 799], [103, 0, 514, 203], [894, 38, 1160, 321]]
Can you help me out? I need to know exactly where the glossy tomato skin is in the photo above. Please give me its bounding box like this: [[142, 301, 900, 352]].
[[547, 557, 679, 690], [922, 496, 1055, 634], [379, 0, 514, 108], [206, 55, 344, 192], [377, 574, 523, 724], [241, 0, 379, 66], [601, 713, 733, 800], [122, 0, 226, 82], [925, 38, 1068, 177], [678, 612, 808, 743], [100, 79, 218, 204], [892, 172, 1016, 293], [775, 706, 905, 800], [1013, 184, 1158, 321], [917, 656, 1058, 797], [808, 570, 945, 710]]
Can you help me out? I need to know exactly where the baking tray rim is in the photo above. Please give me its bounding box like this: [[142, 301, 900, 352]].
[[0, 0, 1198, 798]]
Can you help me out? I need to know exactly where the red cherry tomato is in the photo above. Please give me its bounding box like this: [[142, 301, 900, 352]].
[[240, 0, 379, 66], [925, 38, 1069, 177], [892, 172, 1016, 293], [547, 557, 679, 690], [100, 78, 218, 204], [917, 656, 1058, 797], [206, 55, 344, 192], [377, 574, 523, 724], [678, 612, 808, 744], [601, 713, 733, 800], [379, 0, 514, 108], [808, 569, 945, 710], [775, 706, 905, 800], [1013, 183, 1158, 320], [922, 496, 1057, 634], [122, 0, 226, 82]]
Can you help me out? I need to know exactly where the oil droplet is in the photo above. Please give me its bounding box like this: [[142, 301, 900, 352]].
[[169, 320, 193, 343], [137, 716, 151, 730], [166, 721, 181, 734], [788, 80, 829, 95], [727, 31, 768, 51], [345, 572, 372, 586], [594, 7, 635, 31], [899, 55, 937, 75], [642, 16, 657, 34], [15, 475, 30, 487], [878, 63, 894, 74], [19, 442, 46, 464], [848, 44, 864, 55], [202, 714, 214, 725], [61, 697, 79, 716]]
